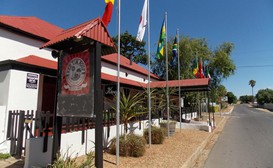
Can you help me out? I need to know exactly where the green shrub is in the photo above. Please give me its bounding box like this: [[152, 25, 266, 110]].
[[0, 153, 10, 160], [160, 120, 177, 136], [108, 134, 146, 157], [51, 152, 78, 168], [81, 151, 95, 168], [144, 126, 165, 144], [51, 151, 94, 168]]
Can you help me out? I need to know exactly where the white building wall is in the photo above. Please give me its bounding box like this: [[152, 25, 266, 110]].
[[6, 70, 40, 111], [0, 71, 10, 148], [102, 62, 158, 84], [0, 28, 53, 61], [0, 70, 40, 153], [60, 119, 161, 158], [0, 71, 11, 106]]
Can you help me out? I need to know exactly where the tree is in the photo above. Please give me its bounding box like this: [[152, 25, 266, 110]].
[[209, 43, 236, 87], [152, 37, 212, 80], [151, 36, 235, 104], [226, 92, 237, 104], [216, 85, 227, 103], [249, 80, 256, 103], [152, 88, 178, 120], [111, 90, 147, 139], [256, 88, 273, 105], [239, 95, 253, 103], [152, 36, 235, 84], [112, 31, 148, 65]]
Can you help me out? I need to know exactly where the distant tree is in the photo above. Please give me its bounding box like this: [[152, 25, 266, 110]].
[[239, 95, 253, 103], [256, 88, 273, 105], [249, 80, 256, 103], [227, 92, 237, 104], [216, 85, 227, 102], [112, 31, 148, 65]]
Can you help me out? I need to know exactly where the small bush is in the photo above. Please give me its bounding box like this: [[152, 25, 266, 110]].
[[0, 153, 10, 160], [108, 134, 146, 157], [144, 126, 165, 144], [160, 120, 177, 136], [51, 151, 94, 168], [51, 153, 78, 168], [81, 151, 95, 168]]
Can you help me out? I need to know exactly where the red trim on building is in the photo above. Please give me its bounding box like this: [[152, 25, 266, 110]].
[[41, 17, 115, 50]]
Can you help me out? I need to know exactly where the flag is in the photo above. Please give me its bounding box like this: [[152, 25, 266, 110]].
[[171, 35, 178, 66], [206, 66, 211, 78], [198, 58, 205, 78], [102, 0, 115, 27], [136, 0, 148, 41], [156, 19, 166, 59], [193, 56, 198, 77]]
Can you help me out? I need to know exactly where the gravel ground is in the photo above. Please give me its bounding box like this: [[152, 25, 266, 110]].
[[0, 105, 232, 168], [100, 106, 232, 168]]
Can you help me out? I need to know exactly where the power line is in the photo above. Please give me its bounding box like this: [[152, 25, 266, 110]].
[[237, 64, 273, 68]]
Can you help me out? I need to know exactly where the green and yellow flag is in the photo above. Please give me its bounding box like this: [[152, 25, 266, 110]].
[[193, 56, 199, 77], [156, 19, 166, 59]]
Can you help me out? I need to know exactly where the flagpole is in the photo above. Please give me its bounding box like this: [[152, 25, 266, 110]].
[[165, 12, 170, 138], [177, 28, 181, 132], [147, 0, 151, 147], [116, 0, 120, 165]]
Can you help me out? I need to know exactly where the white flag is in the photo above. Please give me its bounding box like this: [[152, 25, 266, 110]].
[[136, 0, 148, 41]]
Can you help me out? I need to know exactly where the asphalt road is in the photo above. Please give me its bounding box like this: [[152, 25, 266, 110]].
[[204, 104, 273, 168]]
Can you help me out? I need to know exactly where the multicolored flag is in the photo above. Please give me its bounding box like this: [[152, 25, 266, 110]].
[[156, 19, 166, 59], [136, 0, 148, 41], [172, 35, 178, 65], [102, 0, 115, 27]]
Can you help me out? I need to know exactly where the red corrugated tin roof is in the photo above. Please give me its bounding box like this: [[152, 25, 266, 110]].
[[101, 73, 145, 87], [102, 53, 159, 80], [16, 55, 57, 69], [149, 78, 210, 88], [0, 15, 63, 40], [41, 17, 116, 55]]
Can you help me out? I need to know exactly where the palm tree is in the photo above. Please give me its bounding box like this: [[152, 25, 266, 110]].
[[249, 80, 256, 103], [112, 90, 147, 139]]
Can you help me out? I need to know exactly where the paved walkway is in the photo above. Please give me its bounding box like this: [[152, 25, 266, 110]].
[[0, 157, 24, 168]]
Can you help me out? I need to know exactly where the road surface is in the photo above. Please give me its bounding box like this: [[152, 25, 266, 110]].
[[204, 104, 273, 168]]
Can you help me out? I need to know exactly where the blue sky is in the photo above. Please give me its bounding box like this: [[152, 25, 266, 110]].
[[1, 0, 273, 98]]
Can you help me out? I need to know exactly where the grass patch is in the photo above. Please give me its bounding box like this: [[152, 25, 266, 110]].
[[0, 153, 10, 160]]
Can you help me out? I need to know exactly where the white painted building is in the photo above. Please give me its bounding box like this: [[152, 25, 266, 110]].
[[0, 15, 159, 155]]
